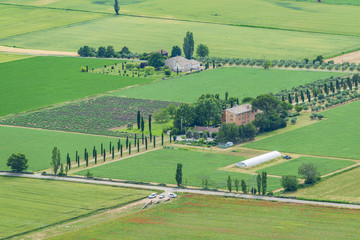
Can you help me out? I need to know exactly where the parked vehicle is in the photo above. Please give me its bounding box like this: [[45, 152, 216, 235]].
[[168, 193, 177, 198], [148, 193, 157, 199], [283, 155, 291, 159], [159, 194, 165, 199]]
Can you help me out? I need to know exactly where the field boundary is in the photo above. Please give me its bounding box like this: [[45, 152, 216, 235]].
[[1, 173, 359, 209]]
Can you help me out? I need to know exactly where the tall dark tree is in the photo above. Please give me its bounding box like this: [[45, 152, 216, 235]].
[[112, 146, 115, 159], [161, 133, 164, 146], [141, 117, 145, 132], [183, 31, 194, 59], [145, 136, 148, 150], [67, 153, 71, 170], [241, 179, 247, 194], [148, 115, 152, 132], [148, 52, 164, 70], [195, 94, 222, 126], [227, 175, 232, 192], [137, 140, 140, 152], [171, 46, 182, 57], [306, 89, 311, 102], [101, 143, 103, 156], [97, 46, 106, 58], [103, 149, 106, 162], [153, 136, 156, 148], [120, 144, 123, 157], [261, 171, 267, 195], [114, 0, 120, 15], [51, 147, 61, 175], [109, 142, 112, 154], [129, 144, 131, 155], [135, 134, 137, 146], [300, 90, 305, 103], [117, 139, 120, 152], [126, 136, 129, 149], [175, 163, 183, 187], [7, 153, 28, 172], [94, 150, 97, 164], [336, 79, 340, 91], [142, 132, 144, 144], [256, 174, 261, 195], [288, 93, 292, 104], [137, 111, 141, 129]]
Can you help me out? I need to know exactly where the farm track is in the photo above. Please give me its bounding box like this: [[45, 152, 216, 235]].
[[1, 172, 359, 209]]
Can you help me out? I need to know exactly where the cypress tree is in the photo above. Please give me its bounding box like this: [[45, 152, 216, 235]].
[[153, 136, 156, 148], [103, 149, 106, 162], [257, 174, 261, 195], [300, 90, 305, 102], [126, 136, 129, 149], [117, 139, 120, 151], [76, 151, 78, 164], [129, 144, 131, 155], [84, 148, 87, 161], [306, 89, 311, 102], [170, 132, 172, 143], [261, 171, 267, 195], [135, 134, 137, 146], [101, 143, 103, 156], [324, 83, 329, 95], [281, 95, 285, 102], [347, 77, 352, 90], [137, 111, 141, 129], [141, 117, 144, 132], [295, 93, 299, 103], [77, 155, 80, 167], [150, 131, 152, 142], [148, 115, 152, 132], [85, 152, 88, 167], [137, 139, 140, 152], [145, 137, 148, 150], [112, 146, 115, 159], [142, 132, 144, 144], [330, 81, 335, 93], [336, 79, 340, 91], [120, 144, 123, 157], [161, 133, 164, 146], [288, 93, 292, 104], [109, 142, 112, 154], [95, 150, 97, 164], [175, 163, 183, 187]]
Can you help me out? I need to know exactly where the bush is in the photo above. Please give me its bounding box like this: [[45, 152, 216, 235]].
[[164, 69, 171, 76], [198, 138, 205, 144], [298, 163, 320, 184], [193, 131, 200, 139], [127, 123, 133, 130], [144, 66, 155, 75], [85, 170, 93, 178], [281, 175, 299, 191], [291, 117, 297, 124], [201, 131, 208, 139], [80, 66, 87, 72], [185, 130, 193, 138], [210, 132, 217, 138], [317, 114, 324, 120]]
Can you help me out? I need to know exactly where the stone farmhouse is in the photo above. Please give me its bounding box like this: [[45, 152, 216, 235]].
[[221, 104, 262, 126], [165, 56, 201, 72]]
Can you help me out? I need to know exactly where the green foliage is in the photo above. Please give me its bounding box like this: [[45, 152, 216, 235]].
[[175, 163, 183, 187], [241, 179, 247, 193], [281, 175, 299, 191], [51, 147, 61, 175], [144, 66, 155, 75], [217, 122, 257, 143], [263, 60, 272, 69], [183, 31, 194, 59], [153, 108, 170, 122], [298, 163, 321, 184], [114, 0, 120, 15], [7, 153, 28, 172], [196, 43, 209, 57], [148, 52, 164, 70], [171, 46, 182, 57], [227, 175, 232, 192]]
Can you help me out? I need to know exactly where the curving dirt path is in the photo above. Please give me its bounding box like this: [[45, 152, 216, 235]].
[[0, 45, 79, 57]]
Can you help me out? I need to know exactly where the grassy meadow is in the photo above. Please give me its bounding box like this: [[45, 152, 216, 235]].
[[244, 100, 360, 160], [1, 14, 359, 59], [0, 176, 151, 239], [0, 4, 103, 39], [50, 194, 360, 240], [2, 0, 360, 36], [0, 126, 130, 171], [0, 56, 154, 116], [285, 166, 360, 203], [113, 67, 344, 103], [74, 149, 282, 191], [0, 52, 33, 63], [257, 157, 355, 177]]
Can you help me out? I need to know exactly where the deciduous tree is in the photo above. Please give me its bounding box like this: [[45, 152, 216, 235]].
[[7, 153, 28, 172]]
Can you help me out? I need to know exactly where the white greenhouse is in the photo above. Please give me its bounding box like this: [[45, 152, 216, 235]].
[[235, 151, 281, 168]]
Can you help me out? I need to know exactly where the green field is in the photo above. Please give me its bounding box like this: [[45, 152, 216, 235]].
[[0, 126, 131, 171], [50, 194, 360, 240], [0, 176, 151, 239], [74, 149, 282, 191], [257, 157, 355, 177], [112, 67, 344, 103], [286, 166, 360, 203], [0, 4, 103, 38], [2, 0, 360, 36], [0, 56, 154, 116], [244, 100, 360, 160], [1, 14, 359, 59], [0, 52, 33, 63]]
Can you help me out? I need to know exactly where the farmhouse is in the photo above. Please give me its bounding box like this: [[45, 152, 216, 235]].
[[222, 104, 261, 126], [165, 56, 201, 72]]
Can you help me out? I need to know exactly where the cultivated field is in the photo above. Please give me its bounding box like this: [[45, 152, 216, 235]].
[[113, 67, 344, 103], [0, 52, 33, 63], [257, 157, 355, 177], [0, 126, 129, 171], [50, 194, 360, 240], [2, 0, 360, 36], [0, 176, 151, 239], [0, 4, 103, 38], [1, 14, 359, 59], [1, 96, 175, 136], [74, 149, 282, 191], [244, 100, 360, 160], [285, 166, 360, 203], [0, 56, 154, 116]]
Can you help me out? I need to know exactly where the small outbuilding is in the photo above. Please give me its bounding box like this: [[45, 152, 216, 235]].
[[235, 151, 281, 168], [165, 56, 201, 72]]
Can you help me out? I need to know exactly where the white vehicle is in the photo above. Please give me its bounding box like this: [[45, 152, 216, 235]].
[[226, 142, 234, 147], [168, 193, 177, 198], [148, 193, 157, 199], [159, 194, 165, 199]]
